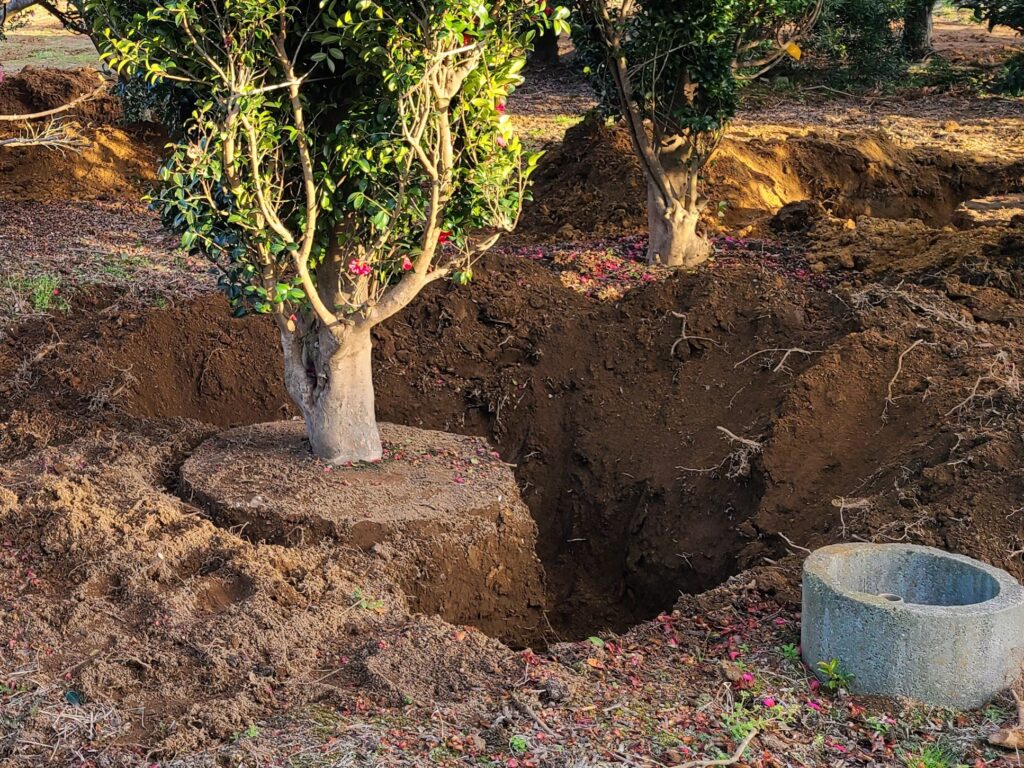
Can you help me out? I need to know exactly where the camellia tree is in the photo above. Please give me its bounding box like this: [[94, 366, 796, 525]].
[[86, 0, 568, 464], [576, 0, 821, 267]]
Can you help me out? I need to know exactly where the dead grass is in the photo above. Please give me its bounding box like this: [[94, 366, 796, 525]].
[[1, 10, 100, 72]]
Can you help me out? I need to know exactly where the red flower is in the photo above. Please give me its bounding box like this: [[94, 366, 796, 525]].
[[401, 256, 414, 271], [438, 231, 451, 244], [496, 101, 506, 114]]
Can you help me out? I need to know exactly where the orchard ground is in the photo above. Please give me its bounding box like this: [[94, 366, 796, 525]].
[[1, 10, 1024, 768]]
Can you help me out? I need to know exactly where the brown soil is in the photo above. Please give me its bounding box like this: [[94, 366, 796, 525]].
[[181, 421, 546, 642], [2, 66, 1024, 764], [0, 125, 161, 203], [517, 114, 1024, 242], [0, 67, 119, 124]]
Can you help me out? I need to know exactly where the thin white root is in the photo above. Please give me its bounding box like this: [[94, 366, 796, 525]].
[[0, 120, 88, 154], [778, 532, 812, 555], [669, 312, 719, 358], [946, 351, 1021, 419], [882, 339, 926, 422], [734, 347, 820, 373]]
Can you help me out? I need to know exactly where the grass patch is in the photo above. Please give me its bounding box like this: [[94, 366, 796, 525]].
[[8, 273, 69, 314]]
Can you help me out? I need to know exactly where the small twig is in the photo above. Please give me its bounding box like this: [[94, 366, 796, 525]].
[[510, 694, 556, 736], [680, 730, 759, 768]]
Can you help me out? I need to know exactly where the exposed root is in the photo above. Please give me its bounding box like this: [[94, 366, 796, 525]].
[[676, 427, 763, 479], [851, 284, 975, 331], [734, 347, 820, 374], [679, 730, 759, 768], [946, 351, 1021, 420], [882, 339, 928, 422], [668, 312, 719, 359], [0, 120, 88, 154]]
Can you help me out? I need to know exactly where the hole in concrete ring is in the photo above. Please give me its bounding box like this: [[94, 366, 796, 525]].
[[877, 592, 903, 603]]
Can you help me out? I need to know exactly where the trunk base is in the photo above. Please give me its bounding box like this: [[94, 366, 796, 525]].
[[282, 326, 383, 465], [647, 209, 712, 268]]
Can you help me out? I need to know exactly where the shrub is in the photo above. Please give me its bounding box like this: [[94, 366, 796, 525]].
[[87, 0, 565, 463]]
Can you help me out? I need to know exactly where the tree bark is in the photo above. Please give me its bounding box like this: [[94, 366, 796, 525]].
[[645, 180, 711, 268], [281, 324, 382, 464], [904, 0, 935, 61]]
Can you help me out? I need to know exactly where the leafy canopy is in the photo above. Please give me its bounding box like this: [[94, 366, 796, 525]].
[[87, 0, 569, 322], [576, 0, 818, 139]]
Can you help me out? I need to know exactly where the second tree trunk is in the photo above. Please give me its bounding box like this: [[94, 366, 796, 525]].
[[646, 181, 711, 268]]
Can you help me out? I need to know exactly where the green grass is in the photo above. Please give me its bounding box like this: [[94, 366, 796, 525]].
[[9, 274, 68, 313]]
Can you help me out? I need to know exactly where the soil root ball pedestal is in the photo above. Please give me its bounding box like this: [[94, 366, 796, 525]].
[[181, 422, 546, 643], [801, 543, 1024, 709]]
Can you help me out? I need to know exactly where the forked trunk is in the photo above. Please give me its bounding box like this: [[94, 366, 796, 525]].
[[281, 324, 383, 464], [646, 180, 711, 268]]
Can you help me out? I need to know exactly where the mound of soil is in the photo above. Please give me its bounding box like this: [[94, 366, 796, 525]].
[[0, 67, 120, 124], [0, 125, 161, 203], [182, 421, 546, 642], [0, 429, 527, 755], [517, 115, 1024, 241]]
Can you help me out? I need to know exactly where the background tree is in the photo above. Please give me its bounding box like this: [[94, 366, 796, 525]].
[[1, 0, 91, 39], [88, 0, 567, 464], [903, 0, 937, 60], [575, 0, 821, 268], [956, 0, 1024, 92]]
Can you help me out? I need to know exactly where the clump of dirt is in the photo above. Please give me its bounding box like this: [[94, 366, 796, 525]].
[[805, 216, 1024, 307], [0, 67, 120, 124], [517, 115, 1024, 242]]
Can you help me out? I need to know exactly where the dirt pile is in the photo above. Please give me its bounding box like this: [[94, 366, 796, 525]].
[[517, 115, 1024, 241], [0, 67, 119, 124], [0, 68, 163, 204], [0, 126, 162, 203], [0, 430, 424, 754]]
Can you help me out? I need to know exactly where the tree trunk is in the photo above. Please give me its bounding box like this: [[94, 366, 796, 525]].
[[646, 180, 711, 268], [281, 324, 383, 465], [904, 0, 935, 61]]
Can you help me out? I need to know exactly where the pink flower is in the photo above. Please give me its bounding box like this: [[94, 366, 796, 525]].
[[741, 673, 754, 683], [809, 679, 820, 691], [728, 651, 740, 661], [497, 101, 506, 114], [763, 697, 777, 708], [401, 256, 413, 271], [496, 134, 508, 148], [348, 259, 371, 276], [807, 700, 822, 711]]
